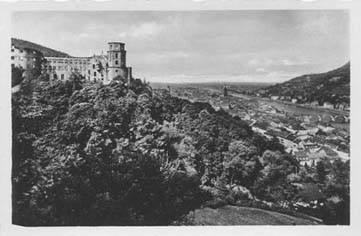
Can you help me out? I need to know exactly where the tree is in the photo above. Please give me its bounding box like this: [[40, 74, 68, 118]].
[[222, 141, 261, 187], [12, 66, 24, 87], [12, 75, 207, 226], [316, 161, 327, 183], [253, 150, 298, 202]]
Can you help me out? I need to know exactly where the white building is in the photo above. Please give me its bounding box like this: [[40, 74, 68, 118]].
[[323, 102, 334, 109]]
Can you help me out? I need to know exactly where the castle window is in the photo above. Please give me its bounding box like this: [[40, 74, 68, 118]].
[[11, 56, 14, 60], [61, 74, 64, 80], [11, 49, 14, 52], [93, 64, 95, 69], [115, 60, 119, 65], [115, 70, 118, 73], [94, 71, 97, 76], [115, 53, 119, 58]]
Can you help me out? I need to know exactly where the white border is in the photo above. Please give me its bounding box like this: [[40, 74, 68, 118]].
[[1, 1, 360, 235]]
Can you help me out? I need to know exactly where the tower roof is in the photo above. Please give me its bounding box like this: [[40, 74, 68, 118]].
[[108, 42, 125, 45]]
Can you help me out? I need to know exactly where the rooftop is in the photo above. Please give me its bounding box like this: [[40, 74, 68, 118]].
[[108, 42, 125, 45]]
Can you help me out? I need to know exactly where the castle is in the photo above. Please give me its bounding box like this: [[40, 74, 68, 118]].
[[11, 41, 133, 85]]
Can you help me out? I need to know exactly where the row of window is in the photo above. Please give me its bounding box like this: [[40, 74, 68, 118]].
[[11, 48, 23, 53], [109, 45, 123, 51], [11, 48, 39, 55], [49, 65, 87, 71], [52, 73, 107, 82], [48, 60, 89, 65], [88, 70, 104, 77]]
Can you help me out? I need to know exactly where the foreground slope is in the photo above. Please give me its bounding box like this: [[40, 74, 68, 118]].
[[192, 205, 320, 225]]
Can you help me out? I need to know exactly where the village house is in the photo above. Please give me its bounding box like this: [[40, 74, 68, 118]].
[[310, 101, 319, 107], [323, 102, 334, 109]]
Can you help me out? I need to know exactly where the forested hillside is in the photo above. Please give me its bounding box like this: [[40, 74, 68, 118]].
[[12, 38, 72, 57], [12, 70, 349, 225], [261, 62, 350, 105]]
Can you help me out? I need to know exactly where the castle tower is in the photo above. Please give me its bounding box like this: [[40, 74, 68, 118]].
[[107, 42, 128, 81]]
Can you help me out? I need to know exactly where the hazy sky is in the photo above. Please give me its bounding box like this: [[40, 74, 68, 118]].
[[12, 11, 349, 83]]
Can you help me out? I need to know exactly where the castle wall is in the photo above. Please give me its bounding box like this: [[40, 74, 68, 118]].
[[12, 41, 133, 85], [88, 55, 108, 83], [11, 45, 43, 71], [45, 57, 90, 80]]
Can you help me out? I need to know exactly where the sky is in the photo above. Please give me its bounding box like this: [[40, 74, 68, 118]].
[[12, 10, 349, 83]]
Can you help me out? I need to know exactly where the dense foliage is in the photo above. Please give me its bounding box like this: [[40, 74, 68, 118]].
[[12, 71, 350, 225]]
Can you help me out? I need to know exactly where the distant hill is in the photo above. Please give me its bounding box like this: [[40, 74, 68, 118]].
[[261, 62, 350, 105], [11, 38, 72, 58]]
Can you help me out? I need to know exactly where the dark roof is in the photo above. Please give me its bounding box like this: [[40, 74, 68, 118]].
[[108, 42, 125, 45]]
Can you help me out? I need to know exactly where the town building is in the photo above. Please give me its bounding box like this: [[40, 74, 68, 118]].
[[323, 102, 334, 109], [310, 101, 319, 107]]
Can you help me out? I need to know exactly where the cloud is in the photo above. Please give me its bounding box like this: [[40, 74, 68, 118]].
[[281, 59, 309, 66], [247, 58, 274, 67], [296, 11, 342, 38], [256, 67, 266, 73], [248, 58, 309, 67], [148, 51, 189, 60], [79, 32, 91, 38], [118, 22, 163, 39]]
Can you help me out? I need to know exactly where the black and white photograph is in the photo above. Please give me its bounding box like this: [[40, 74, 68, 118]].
[[2, 0, 359, 232]]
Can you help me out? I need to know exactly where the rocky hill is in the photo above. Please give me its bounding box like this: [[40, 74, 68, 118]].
[[261, 62, 350, 106], [11, 38, 72, 58]]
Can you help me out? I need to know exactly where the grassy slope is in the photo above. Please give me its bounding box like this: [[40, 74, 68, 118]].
[[11, 38, 72, 58], [192, 205, 320, 225]]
